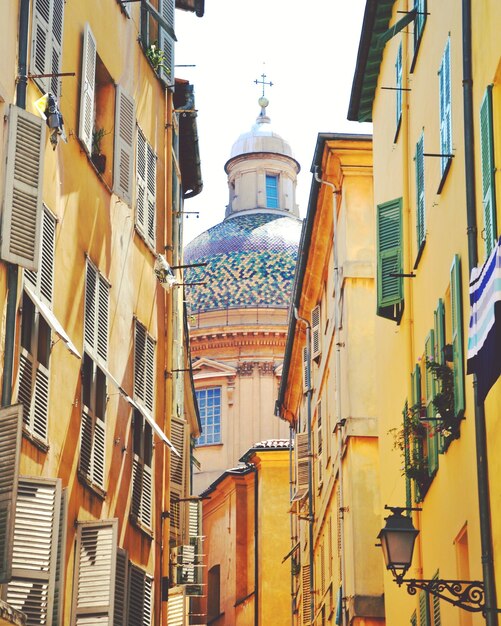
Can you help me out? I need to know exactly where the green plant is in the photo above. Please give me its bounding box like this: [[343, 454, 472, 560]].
[[146, 41, 170, 75], [92, 128, 109, 156], [389, 409, 429, 485]]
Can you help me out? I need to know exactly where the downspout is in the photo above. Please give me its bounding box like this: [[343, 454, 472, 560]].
[[293, 308, 315, 625], [461, 1, 498, 623], [289, 424, 295, 626], [2, 0, 30, 407], [314, 170, 347, 626], [252, 463, 259, 626]]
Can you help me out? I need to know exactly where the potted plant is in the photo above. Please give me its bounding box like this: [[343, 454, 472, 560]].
[[146, 41, 170, 77], [425, 355, 460, 443], [91, 128, 108, 173], [390, 409, 430, 490]]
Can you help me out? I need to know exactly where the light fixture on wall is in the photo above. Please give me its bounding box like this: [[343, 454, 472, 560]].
[[378, 506, 496, 614]]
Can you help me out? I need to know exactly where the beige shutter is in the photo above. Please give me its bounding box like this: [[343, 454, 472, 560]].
[[97, 273, 109, 364], [146, 145, 156, 246], [113, 86, 135, 205], [131, 457, 152, 529], [1, 106, 45, 270], [136, 129, 147, 235], [295, 432, 309, 499], [170, 418, 186, 537], [167, 587, 187, 626], [311, 305, 321, 361], [6, 478, 62, 623], [79, 409, 106, 491], [25, 205, 56, 306], [71, 520, 118, 625], [52, 487, 67, 626], [302, 346, 310, 394], [145, 334, 155, 413], [84, 260, 109, 364], [129, 565, 153, 626], [113, 548, 128, 626], [33, 359, 50, 441], [78, 23, 96, 155], [93, 415, 106, 489], [159, 0, 175, 86], [30, 0, 51, 93], [0, 405, 23, 583], [84, 261, 97, 353], [302, 564, 312, 625], [50, 0, 65, 98]]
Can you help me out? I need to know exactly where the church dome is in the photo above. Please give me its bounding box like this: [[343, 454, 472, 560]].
[[184, 212, 302, 312]]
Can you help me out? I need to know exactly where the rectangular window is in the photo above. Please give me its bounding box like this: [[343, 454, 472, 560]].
[[134, 320, 156, 414], [480, 86, 498, 257], [195, 387, 221, 445], [131, 410, 154, 531], [438, 39, 452, 184], [136, 127, 157, 248], [395, 42, 403, 137], [265, 174, 279, 209], [411, 0, 427, 71], [376, 198, 403, 321], [416, 132, 426, 252], [140, 0, 175, 87], [31, 0, 65, 98]]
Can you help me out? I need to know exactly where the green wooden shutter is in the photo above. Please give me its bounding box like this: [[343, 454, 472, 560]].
[[396, 43, 403, 130], [419, 589, 431, 626], [416, 133, 426, 248], [411, 365, 425, 502], [480, 86, 497, 256], [425, 331, 438, 476], [450, 255, 465, 416], [431, 571, 441, 626], [159, 0, 175, 86], [377, 198, 403, 308], [411, 611, 417, 626], [439, 39, 452, 176], [414, 0, 427, 52], [434, 300, 446, 452]]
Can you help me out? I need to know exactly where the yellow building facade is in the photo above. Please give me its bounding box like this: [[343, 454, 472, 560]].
[[0, 1, 203, 625], [277, 134, 384, 625], [349, 1, 501, 625]]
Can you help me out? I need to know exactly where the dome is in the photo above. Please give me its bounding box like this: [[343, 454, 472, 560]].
[[184, 212, 302, 312], [229, 118, 293, 160]]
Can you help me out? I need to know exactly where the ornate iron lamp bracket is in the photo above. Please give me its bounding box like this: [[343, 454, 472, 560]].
[[397, 577, 485, 613]]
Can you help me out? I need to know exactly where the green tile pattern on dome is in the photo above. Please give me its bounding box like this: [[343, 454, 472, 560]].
[[184, 212, 302, 313]]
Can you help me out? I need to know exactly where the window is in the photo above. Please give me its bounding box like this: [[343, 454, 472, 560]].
[[480, 86, 498, 257], [424, 331, 439, 476], [265, 173, 279, 208], [131, 410, 153, 531], [376, 198, 403, 322], [136, 127, 157, 248], [411, 0, 427, 71], [79, 260, 110, 492], [31, 0, 65, 98], [415, 132, 426, 253], [195, 387, 221, 445], [316, 402, 323, 487], [410, 364, 429, 502], [18, 207, 56, 445], [170, 416, 186, 538], [294, 432, 309, 501], [134, 320, 156, 414], [438, 39, 452, 187], [5, 478, 66, 626], [311, 305, 321, 361], [450, 255, 465, 417], [128, 565, 153, 625], [139, 0, 175, 87], [78, 24, 135, 200], [395, 42, 403, 139]]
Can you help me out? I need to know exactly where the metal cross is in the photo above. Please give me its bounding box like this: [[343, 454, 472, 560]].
[[254, 73, 273, 97]]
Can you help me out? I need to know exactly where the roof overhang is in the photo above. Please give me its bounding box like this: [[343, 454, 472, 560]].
[[175, 0, 204, 17], [347, 0, 396, 122], [174, 79, 203, 199]]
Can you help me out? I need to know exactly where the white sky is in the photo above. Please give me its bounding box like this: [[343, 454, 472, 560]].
[[175, 0, 372, 244]]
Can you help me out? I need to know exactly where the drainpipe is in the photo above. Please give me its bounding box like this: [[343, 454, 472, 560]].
[[289, 424, 296, 626], [461, 1, 498, 623], [293, 308, 315, 625], [2, 0, 30, 407], [251, 463, 259, 626], [313, 169, 347, 626]]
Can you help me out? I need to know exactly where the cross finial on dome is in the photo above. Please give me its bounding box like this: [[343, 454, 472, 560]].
[[254, 73, 273, 98], [254, 73, 273, 121]]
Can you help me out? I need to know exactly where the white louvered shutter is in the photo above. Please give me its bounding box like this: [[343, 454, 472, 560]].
[[71, 520, 118, 625], [84, 260, 109, 365], [113, 548, 128, 626], [129, 565, 153, 626], [170, 418, 186, 536], [84, 261, 97, 354], [167, 587, 186, 626], [311, 305, 321, 361], [146, 144, 156, 247], [136, 128, 147, 235], [78, 23, 96, 155], [302, 346, 310, 394], [50, 0, 65, 97], [25, 206, 56, 306], [2, 106, 45, 270], [159, 0, 175, 86], [295, 432, 309, 498], [51, 487, 67, 626], [113, 86, 135, 205], [31, 0, 65, 98], [97, 273, 109, 364], [131, 457, 152, 529], [134, 321, 155, 412], [6, 478, 62, 625], [0, 405, 23, 584]]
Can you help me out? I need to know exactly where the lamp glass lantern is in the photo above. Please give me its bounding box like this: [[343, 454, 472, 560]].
[[378, 509, 419, 580]]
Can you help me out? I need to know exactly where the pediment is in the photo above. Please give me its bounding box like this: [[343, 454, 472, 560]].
[[192, 357, 237, 380]]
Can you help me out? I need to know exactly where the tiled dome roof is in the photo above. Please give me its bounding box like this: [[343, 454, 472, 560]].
[[184, 212, 302, 313]]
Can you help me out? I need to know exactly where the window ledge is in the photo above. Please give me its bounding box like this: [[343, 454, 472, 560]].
[[195, 441, 223, 449], [22, 427, 49, 453], [78, 470, 107, 499], [129, 515, 154, 539], [134, 225, 157, 257]]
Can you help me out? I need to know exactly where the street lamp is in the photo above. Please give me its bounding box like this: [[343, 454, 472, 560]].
[[378, 506, 490, 614]]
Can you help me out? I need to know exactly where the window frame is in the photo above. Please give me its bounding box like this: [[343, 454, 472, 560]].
[[195, 387, 222, 446], [265, 173, 280, 209], [376, 198, 404, 322]]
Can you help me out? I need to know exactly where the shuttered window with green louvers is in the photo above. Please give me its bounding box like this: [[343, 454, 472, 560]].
[[416, 133, 426, 251], [450, 255, 465, 417], [377, 198, 403, 320], [425, 330, 439, 477], [432, 571, 441, 625], [439, 38, 452, 182], [480, 86, 498, 257], [419, 589, 431, 626]]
